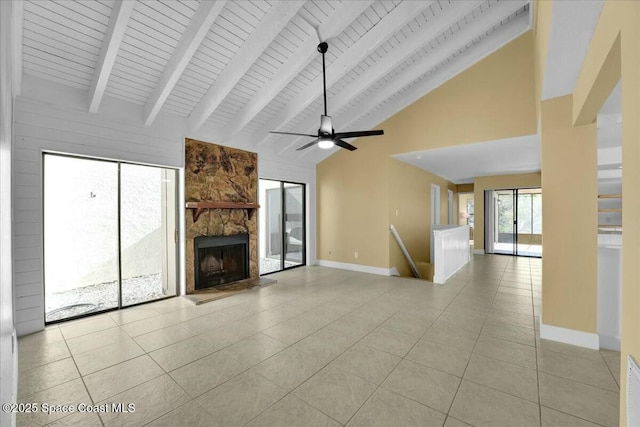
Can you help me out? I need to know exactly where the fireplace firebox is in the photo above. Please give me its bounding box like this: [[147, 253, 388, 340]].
[[194, 234, 249, 290]]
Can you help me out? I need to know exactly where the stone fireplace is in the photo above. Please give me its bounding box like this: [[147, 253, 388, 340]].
[[194, 234, 249, 290], [184, 138, 258, 294]]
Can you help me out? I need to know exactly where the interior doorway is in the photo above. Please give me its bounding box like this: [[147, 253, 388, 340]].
[[458, 193, 475, 245], [431, 184, 441, 225], [43, 154, 178, 323], [492, 188, 542, 257], [259, 179, 306, 274]]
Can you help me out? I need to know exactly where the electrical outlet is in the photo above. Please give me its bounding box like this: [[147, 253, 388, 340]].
[[354, 251, 359, 259], [395, 209, 399, 217]]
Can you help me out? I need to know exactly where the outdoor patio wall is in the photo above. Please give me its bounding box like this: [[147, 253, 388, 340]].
[[12, 75, 317, 336], [472, 172, 542, 252], [317, 32, 537, 272]]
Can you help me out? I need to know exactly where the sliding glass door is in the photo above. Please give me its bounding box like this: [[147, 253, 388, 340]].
[[44, 154, 178, 323], [492, 188, 542, 257], [516, 189, 542, 257], [494, 190, 516, 255], [284, 183, 304, 267], [120, 164, 178, 307], [44, 156, 120, 320], [259, 179, 306, 274]]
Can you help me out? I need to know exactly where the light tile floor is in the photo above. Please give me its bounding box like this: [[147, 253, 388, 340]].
[[17, 255, 620, 426]]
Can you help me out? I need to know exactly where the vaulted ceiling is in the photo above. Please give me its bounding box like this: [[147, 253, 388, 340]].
[[18, 0, 531, 164]]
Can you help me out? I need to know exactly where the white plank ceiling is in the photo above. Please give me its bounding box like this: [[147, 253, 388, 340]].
[[20, 0, 531, 164]]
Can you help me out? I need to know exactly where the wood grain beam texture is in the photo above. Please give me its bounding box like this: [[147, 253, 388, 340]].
[[277, 0, 487, 156], [219, 0, 374, 142], [187, 1, 306, 134], [143, 0, 227, 126], [249, 0, 435, 149], [88, 0, 134, 113]]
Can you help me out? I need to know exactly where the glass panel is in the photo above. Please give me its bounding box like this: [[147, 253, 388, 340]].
[[284, 183, 304, 267], [44, 155, 119, 322], [120, 164, 177, 306], [259, 179, 283, 274], [517, 189, 542, 257], [494, 191, 515, 255], [517, 194, 532, 233], [532, 193, 542, 234]]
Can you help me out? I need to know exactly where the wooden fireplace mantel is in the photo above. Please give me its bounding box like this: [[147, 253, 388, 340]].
[[186, 201, 260, 223]]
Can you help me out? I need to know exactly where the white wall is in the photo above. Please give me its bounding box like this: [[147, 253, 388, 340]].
[[13, 74, 317, 335], [1, 1, 17, 425]]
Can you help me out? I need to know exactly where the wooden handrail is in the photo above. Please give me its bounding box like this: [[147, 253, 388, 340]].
[[599, 208, 622, 213], [598, 194, 622, 199]]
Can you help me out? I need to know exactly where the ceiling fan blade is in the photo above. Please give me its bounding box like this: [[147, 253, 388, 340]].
[[334, 138, 357, 151], [270, 131, 318, 138], [296, 138, 319, 151], [334, 129, 384, 139]]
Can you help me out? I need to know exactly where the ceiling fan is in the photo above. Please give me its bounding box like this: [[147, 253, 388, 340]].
[[270, 42, 384, 151]]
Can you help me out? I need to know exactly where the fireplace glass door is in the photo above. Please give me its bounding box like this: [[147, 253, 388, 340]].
[[259, 179, 306, 274], [44, 154, 178, 323]]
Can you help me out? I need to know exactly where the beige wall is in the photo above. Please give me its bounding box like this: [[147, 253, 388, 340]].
[[540, 95, 598, 333], [317, 32, 537, 271], [317, 143, 390, 268], [570, 2, 640, 423], [473, 172, 542, 251], [387, 158, 455, 277], [456, 184, 474, 193], [533, 0, 553, 122]]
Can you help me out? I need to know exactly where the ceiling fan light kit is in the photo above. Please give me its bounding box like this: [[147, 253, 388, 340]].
[[318, 136, 335, 149], [270, 41, 384, 152]]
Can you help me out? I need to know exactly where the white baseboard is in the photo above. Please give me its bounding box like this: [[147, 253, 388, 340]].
[[317, 259, 395, 276], [539, 319, 600, 350], [473, 249, 485, 255], [599, 334, 620, 351]]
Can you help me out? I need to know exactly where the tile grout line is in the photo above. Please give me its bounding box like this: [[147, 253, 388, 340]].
[[238, 276, 406, 426], [598, 348, 621, 389], [444, 261, 509, 419], [243, 272, 459, 426], [528, 259, 543, 427], [66, 332, 106, 427], [305, 259, 505, 425], [155, 276, 398, 426], [21, 259, 617, 426]]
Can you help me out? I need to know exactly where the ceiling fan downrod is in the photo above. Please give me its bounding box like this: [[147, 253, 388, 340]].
[[268, 41, 384, 152], [318, 42, 328, 117]]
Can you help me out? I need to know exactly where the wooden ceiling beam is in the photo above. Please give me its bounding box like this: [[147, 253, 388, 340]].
[[187, 1, 306, 134], [143, 0, 226, 126], [88, 0, 135, 113], [220, 0, 374, 142], [276, 0, 486, 155], [300, 9, 531, 162], [249, 0, 435, 148]]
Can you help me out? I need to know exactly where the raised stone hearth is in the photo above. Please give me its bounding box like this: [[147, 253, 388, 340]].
[[185, 138, 258, 294]]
